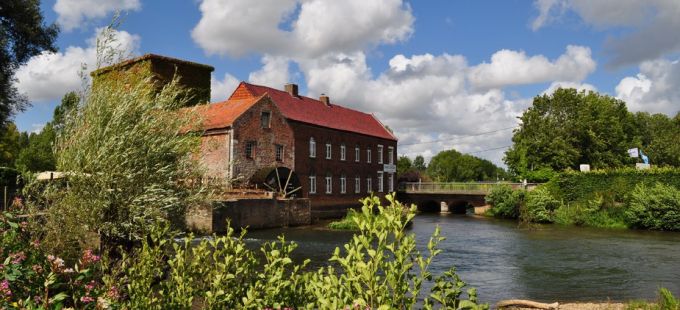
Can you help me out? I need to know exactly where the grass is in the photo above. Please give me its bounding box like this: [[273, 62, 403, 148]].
[[553, 202, 629, 229]]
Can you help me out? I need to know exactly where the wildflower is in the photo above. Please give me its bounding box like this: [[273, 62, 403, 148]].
[[80, 296, 95, 303], [32, 239, 40, 248], [0, 280, 11, 298], [10, 251, 26, 264], [81, 249, 101, 266], [85, 280, 96, 292], [32, 264, 43, 274], [107, 286, 120, 300], [63, 268, 75, 274]]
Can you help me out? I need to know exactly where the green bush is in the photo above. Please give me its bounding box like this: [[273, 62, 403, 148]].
[[327, 209, 359, 230], [485, 185, 523, 219], [521, 187, 561, 223], [625, 183, 680, 231], [523, 167, 558, 183], [553, 196, 628, 229]]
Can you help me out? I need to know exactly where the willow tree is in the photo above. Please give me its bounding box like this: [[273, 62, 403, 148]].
[[35, 28, 206, 255]]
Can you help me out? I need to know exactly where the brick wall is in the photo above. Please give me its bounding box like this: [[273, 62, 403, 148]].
[[199, 130, 230, 179], [290, 121, 397, 211], [231, 97, 295, 184]]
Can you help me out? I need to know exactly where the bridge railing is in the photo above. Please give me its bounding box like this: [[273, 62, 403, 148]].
[[398, 182, 531, 194]]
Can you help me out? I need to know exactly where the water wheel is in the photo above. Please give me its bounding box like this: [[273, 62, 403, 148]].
[[250, 167, 302, 198]]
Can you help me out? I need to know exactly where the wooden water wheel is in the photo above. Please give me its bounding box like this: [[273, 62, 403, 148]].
[[250, 167, 302, 198]]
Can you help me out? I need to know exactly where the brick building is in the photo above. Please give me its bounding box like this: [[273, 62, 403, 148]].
[[95, 54, 397, 213]]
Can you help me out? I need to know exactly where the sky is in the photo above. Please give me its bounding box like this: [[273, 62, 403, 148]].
[[12, 0, 680, 167]]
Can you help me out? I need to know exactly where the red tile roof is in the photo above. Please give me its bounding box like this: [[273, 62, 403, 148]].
[[194, 95, 263, 130], [233, 82, 397, 141]]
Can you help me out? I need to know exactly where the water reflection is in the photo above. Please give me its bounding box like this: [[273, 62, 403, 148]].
[[239, 213, 680, 303]]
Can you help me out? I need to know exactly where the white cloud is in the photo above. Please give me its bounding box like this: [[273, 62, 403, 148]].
[[542, 81, 597, 95], [248, 55, 291, 88], [31, 123, 46, 134], [14, 29, 140, 103], [616, 59, 680, 116], [531, 0, 680, 66], [468, 45, 596, 90], [211, 73, 240, 102], [191, 0, 413, 58], [54, 0, 141, 31]]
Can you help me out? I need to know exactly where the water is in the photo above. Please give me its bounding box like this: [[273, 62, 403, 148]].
[[241, 214, 680, 303]]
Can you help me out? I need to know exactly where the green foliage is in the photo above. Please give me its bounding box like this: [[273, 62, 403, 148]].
[[0, 123, 22, 167], [428, 149, 506, 182], [485, 185, 523, 219], [15, 123, 56, 173], [625, 288, 679, 310], [327, 209, 359, 230], [396, 155, 412, 175], [632, 111, 680, 167], [553, 198, 628, 229], [625, 183, 680, 231], [0, 0, 59, 127], [523, 167, 558, 183], [1, 211, 112, 309], [505, 88, 637, 177], [552, 167, 680, 203], [521, 187, 561, 223], [413, 155, 427, 171]]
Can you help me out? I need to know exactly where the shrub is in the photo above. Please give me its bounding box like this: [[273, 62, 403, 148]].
[[327, 209, 359, 230], [553, 196, 628, 229], [521, 187, 561, 223], [485, 185, 523, 219], [625, 183, 680, 231], [524, 167, 558, 183]]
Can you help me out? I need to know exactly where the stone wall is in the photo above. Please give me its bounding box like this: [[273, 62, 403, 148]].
[[186, 198, 311, 234]]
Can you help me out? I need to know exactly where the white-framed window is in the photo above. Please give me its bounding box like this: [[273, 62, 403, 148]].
[[325, 174, 332, 194], [340, 144, 346, 161], [367, 148, 372, 163], [366, 177, 372, 193], [355, 176, 360, 193], [309, 175, 317, 194], [309, 137, 316, 158], [378, 145, 384, 164], [340, 174, 346, 194], [355, 145, 360, 162], [388, 146, 394, 165], [326, 143, 332, 159], [378, 172, 384, 192], [388, 173, 394, 192], [275, 144, 284, 161]]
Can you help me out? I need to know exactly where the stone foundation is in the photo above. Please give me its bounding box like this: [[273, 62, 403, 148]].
[[186, 198, 311, 234]]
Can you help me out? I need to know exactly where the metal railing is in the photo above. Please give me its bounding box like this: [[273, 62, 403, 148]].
[[398, 182, 533, 194]]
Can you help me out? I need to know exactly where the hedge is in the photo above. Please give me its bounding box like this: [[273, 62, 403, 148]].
[[549, 167, 680, 203]]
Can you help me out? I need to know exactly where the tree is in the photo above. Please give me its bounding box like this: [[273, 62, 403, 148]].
[[427, 148, 506, 182], [396, 155, 412, 175], [53, 91, 80, 132], [505, 88, 636, 177], [15, 123, 56, 172], [413, 155, 426, 171], [0, 123, 22, 166], [0, 0, 59, 127], [632, 111, 680, 167]]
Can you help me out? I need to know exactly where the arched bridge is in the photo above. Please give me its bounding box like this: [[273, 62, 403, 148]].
[[396, 182, 536, 214]]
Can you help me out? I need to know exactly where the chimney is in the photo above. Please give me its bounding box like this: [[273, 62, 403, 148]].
[[284, 83, 298, 97], [319, 94, 330, 106]]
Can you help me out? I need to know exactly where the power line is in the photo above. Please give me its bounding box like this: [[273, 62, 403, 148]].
[[398, 126, 517, 146], [467, 145, 512, 154]]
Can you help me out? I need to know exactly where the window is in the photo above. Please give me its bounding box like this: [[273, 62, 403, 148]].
[[388, 173, 394, 192], [340, 174, 346, 194], [378, 172, 384, 192], [378, 145, 384, 164], [355, 176, 360, 193], [260, 111, 271, 128], [245, 141, 255, 159], [326, 143, 332, 159], [367, 148, 372, 163], [366, 177, 372, 193], [355, 145, 360, 162], [325, 174, 332, 194], [309, 175, 317, 194], [388, 146, 394, 165], [275, 144, 284, 161], [340, 144, 346, 161], [309, 138, 316, 158]]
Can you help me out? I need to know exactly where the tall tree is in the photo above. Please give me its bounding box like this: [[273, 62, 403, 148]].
[[413, 155, 426, 171], [427, 149, 506, 182], [0, 0, 59, 127], [505, 88, 636, 176], [0, 123, 21, 166], [632, 111, 680, 167]]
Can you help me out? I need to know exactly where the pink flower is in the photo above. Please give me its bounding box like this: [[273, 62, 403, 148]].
[[0, 280, 11, 298], [81, 249, 101, 266], [10, 251, 26, 264], [80, 296, 95, 303], [107, 286, 120, 300], [85, 280, 96, 292], [32, 239, 40, 248]]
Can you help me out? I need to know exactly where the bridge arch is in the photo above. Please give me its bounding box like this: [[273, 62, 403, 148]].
[[417, 200, 441, 213], [446, 200, 472, 214]]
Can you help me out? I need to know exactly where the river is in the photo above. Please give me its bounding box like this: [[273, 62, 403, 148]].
[[243, 213, 680, 303]]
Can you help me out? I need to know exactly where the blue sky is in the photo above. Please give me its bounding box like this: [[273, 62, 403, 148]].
[[13, 0, 680, 165]]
